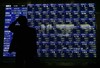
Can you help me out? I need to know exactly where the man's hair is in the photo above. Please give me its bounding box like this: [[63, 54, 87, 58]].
[[18, 16, 27, 26]]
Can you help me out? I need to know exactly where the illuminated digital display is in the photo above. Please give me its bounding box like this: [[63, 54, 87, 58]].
[[4, 3, 96, 58]]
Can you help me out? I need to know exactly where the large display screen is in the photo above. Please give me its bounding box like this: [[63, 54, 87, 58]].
[[4, 3, 96, 58]]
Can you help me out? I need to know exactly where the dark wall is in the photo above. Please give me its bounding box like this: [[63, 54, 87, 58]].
[[0, 5, 5, 63]]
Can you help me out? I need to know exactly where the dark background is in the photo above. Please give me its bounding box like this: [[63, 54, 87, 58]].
[[0, 0, 100, 68]]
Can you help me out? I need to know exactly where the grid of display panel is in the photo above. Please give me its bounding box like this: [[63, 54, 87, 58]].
[[4, 3, 96, 58]]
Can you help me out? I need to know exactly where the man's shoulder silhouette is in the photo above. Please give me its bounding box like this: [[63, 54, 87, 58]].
[[25, 27, 37, 41], [26, 27, 36, 34]]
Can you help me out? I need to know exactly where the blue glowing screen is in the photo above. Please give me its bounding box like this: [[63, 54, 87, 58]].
[[4, 3, 96, 58]]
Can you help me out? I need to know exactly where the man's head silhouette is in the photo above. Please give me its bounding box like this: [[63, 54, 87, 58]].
[[17, 16, 27, 26]]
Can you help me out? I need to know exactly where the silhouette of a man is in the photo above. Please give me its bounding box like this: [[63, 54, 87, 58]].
[[8, 16, 37, 68]]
